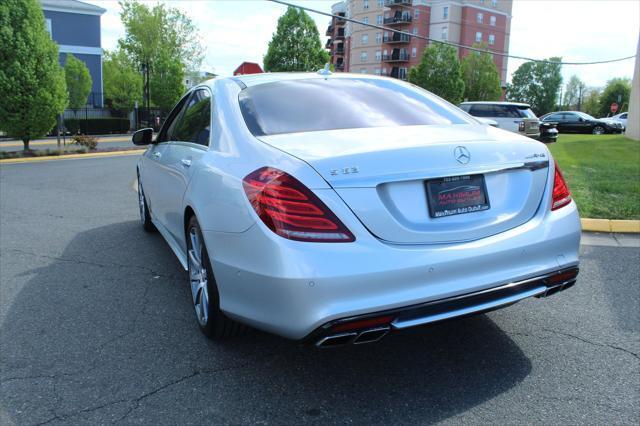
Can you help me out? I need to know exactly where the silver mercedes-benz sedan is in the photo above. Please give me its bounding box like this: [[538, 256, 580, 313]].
[[133, 72, 581, 347]]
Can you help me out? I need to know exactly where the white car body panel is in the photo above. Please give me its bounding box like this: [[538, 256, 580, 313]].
[[136, 73, 581, 342]]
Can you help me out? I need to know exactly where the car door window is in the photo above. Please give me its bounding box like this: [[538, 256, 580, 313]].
[[156, 94, 191, 143], [171, 89, 211, 146], [493, 105, 520, 118], [620, 113, 627, 119], [469, 104, 494, 117]]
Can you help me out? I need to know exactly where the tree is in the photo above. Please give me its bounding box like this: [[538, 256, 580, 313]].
[[64, 53, 92, 111], [598, 77, 631, 117], [263, 7, 330, 72], [582, 87, 601, 117], [408, 43, 465, 104], [103, 48, 143, 112], [563, 75, 586, 110], [460, 44, 502, 102], [149, 50, 185, 112], [118, 0, 202, 110], [506, 58, 562, 116], [0, 0, 67, 150]]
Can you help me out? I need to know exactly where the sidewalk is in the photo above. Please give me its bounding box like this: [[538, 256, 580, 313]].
[[0, 135, 132, 152]]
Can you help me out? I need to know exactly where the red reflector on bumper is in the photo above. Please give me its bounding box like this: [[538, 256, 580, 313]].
[[331, 315, 394, 332]]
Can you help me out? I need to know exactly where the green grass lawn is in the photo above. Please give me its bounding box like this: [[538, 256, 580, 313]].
[[548, 134, 640, 220]]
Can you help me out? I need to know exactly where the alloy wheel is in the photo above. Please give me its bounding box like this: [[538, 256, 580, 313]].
[[188, 227, 209, 326], [592, 126, 605, 135], [138, 180, 146, 223]]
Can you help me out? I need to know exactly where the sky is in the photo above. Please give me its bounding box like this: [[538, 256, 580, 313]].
[[86, 0, 639, 88]]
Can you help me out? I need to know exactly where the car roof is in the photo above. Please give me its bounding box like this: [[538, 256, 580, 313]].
[[228, 71, 391, 88], [459, 101, 531, 107]]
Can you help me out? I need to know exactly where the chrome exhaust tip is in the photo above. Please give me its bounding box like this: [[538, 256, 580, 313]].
[[353, 327, 390, 345], [315, 332, 357, 348]]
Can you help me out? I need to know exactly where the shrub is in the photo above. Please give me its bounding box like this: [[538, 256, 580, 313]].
[[72, 134, 98, 150], [64, 117, 130, 135]]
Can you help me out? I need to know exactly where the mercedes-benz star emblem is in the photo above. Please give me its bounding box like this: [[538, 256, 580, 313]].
[[454, 146, 471, 164]]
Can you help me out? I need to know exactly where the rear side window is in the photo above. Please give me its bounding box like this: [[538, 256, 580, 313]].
[[468, 104, 495, 117], [172, 89, 211, 146], [516, 106, 537, 119], [492, 105, 520, 118], [239, 78, 472, 136]]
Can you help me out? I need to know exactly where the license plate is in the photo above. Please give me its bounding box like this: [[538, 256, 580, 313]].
[[425, 174, 490, 218]]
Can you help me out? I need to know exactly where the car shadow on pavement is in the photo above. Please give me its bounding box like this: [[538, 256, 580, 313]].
[[1, 221, 532, 425]]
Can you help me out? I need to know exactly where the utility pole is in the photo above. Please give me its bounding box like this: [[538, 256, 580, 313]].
[[577, 84, 583, 111]]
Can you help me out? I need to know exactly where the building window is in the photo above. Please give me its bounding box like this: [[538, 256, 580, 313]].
[[477, 13, 483, 24], [361, 51, 368, 62], [377, 0, 384, 7], [364, 0, 369, 10], [376, 15, 382, 25], [360, 68, 367, 74], [382, 67, 387, 75], [475, 32, 482, 42], [443, 6, 449, 19], [489, 34, 495, 45], [412, 47, 417, 58], [490, 16, 496, 26], [375, 50, 382, 60], [374, 68, 381, 75], [363, 16, 369, 25], [413, 27, 418, 35], [442, 27, 448, 40], [376, 32, 382, 44], [491, 0, 497, 7], [45, 18, 52, 37], [362, 34, 369, 45], [414, 9, 420, 18]]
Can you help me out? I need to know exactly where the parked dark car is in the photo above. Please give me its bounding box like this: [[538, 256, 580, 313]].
[[539, 122, 558, 143], [540, 111, 624, 135]]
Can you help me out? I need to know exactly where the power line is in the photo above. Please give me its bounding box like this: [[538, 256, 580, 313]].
[[267, 0, 637, 66]]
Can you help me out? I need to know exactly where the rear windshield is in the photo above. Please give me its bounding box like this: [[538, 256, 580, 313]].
[[238, 78, 472, 136]]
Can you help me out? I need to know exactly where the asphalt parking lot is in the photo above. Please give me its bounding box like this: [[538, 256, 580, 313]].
[[1, 155, 639, 425]]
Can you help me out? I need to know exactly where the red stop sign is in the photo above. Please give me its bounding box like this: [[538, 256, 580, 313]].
[[611, 102, 619, 113]]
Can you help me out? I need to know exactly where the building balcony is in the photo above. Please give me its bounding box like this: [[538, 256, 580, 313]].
[[383, 33, 411, 44], [335, 62, 344, 71], [390, 67, 408, 80], [335, 47, 345, 55], [326, 25, 333, 36], [325, 39, 332, 49], [335, 13, 346, 26], [335, 28, 345, 39], [382, 52, 410, 62], [384, 0, 412, 8], [384, 14, 412, 25]]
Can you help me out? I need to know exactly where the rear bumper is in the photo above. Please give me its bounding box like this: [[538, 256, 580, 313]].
[[203, 191, 581, 340], [308, 266, 579, 347]]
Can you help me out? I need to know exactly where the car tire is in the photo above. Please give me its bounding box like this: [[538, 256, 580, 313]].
[[592, 126, 605, 135], [137, 175, 156, 232], [186, 215, 245, 339]]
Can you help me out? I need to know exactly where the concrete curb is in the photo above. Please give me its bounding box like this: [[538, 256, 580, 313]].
[[581, 218, 640, 233], [0, 149, 145, 164]]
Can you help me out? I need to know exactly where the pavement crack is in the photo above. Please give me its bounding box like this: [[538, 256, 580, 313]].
[[540, 327, 640, 361]]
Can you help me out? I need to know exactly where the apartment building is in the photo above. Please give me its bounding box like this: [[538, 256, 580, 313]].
[[326, 0, 512, 86]]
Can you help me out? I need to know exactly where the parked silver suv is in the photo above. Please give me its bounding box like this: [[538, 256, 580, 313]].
[[460, 102, 541, 140]]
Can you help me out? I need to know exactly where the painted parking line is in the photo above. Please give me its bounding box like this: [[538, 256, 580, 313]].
[[0, 150, 145, 165]]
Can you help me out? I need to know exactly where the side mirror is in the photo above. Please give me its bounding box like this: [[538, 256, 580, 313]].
[[132, 128, 154, 146]]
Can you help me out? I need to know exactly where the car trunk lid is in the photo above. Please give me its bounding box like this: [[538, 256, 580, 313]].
[[258, 125, 550, 244]]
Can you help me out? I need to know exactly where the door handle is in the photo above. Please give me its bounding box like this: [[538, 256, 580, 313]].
[[152, 151, 162, 159], [181, 158, 192, 167]]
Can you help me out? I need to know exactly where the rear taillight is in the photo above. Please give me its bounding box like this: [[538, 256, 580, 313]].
[[518, 121, 526, 132], [243, 167, 355, 242], [551, 161, 572, 210]]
